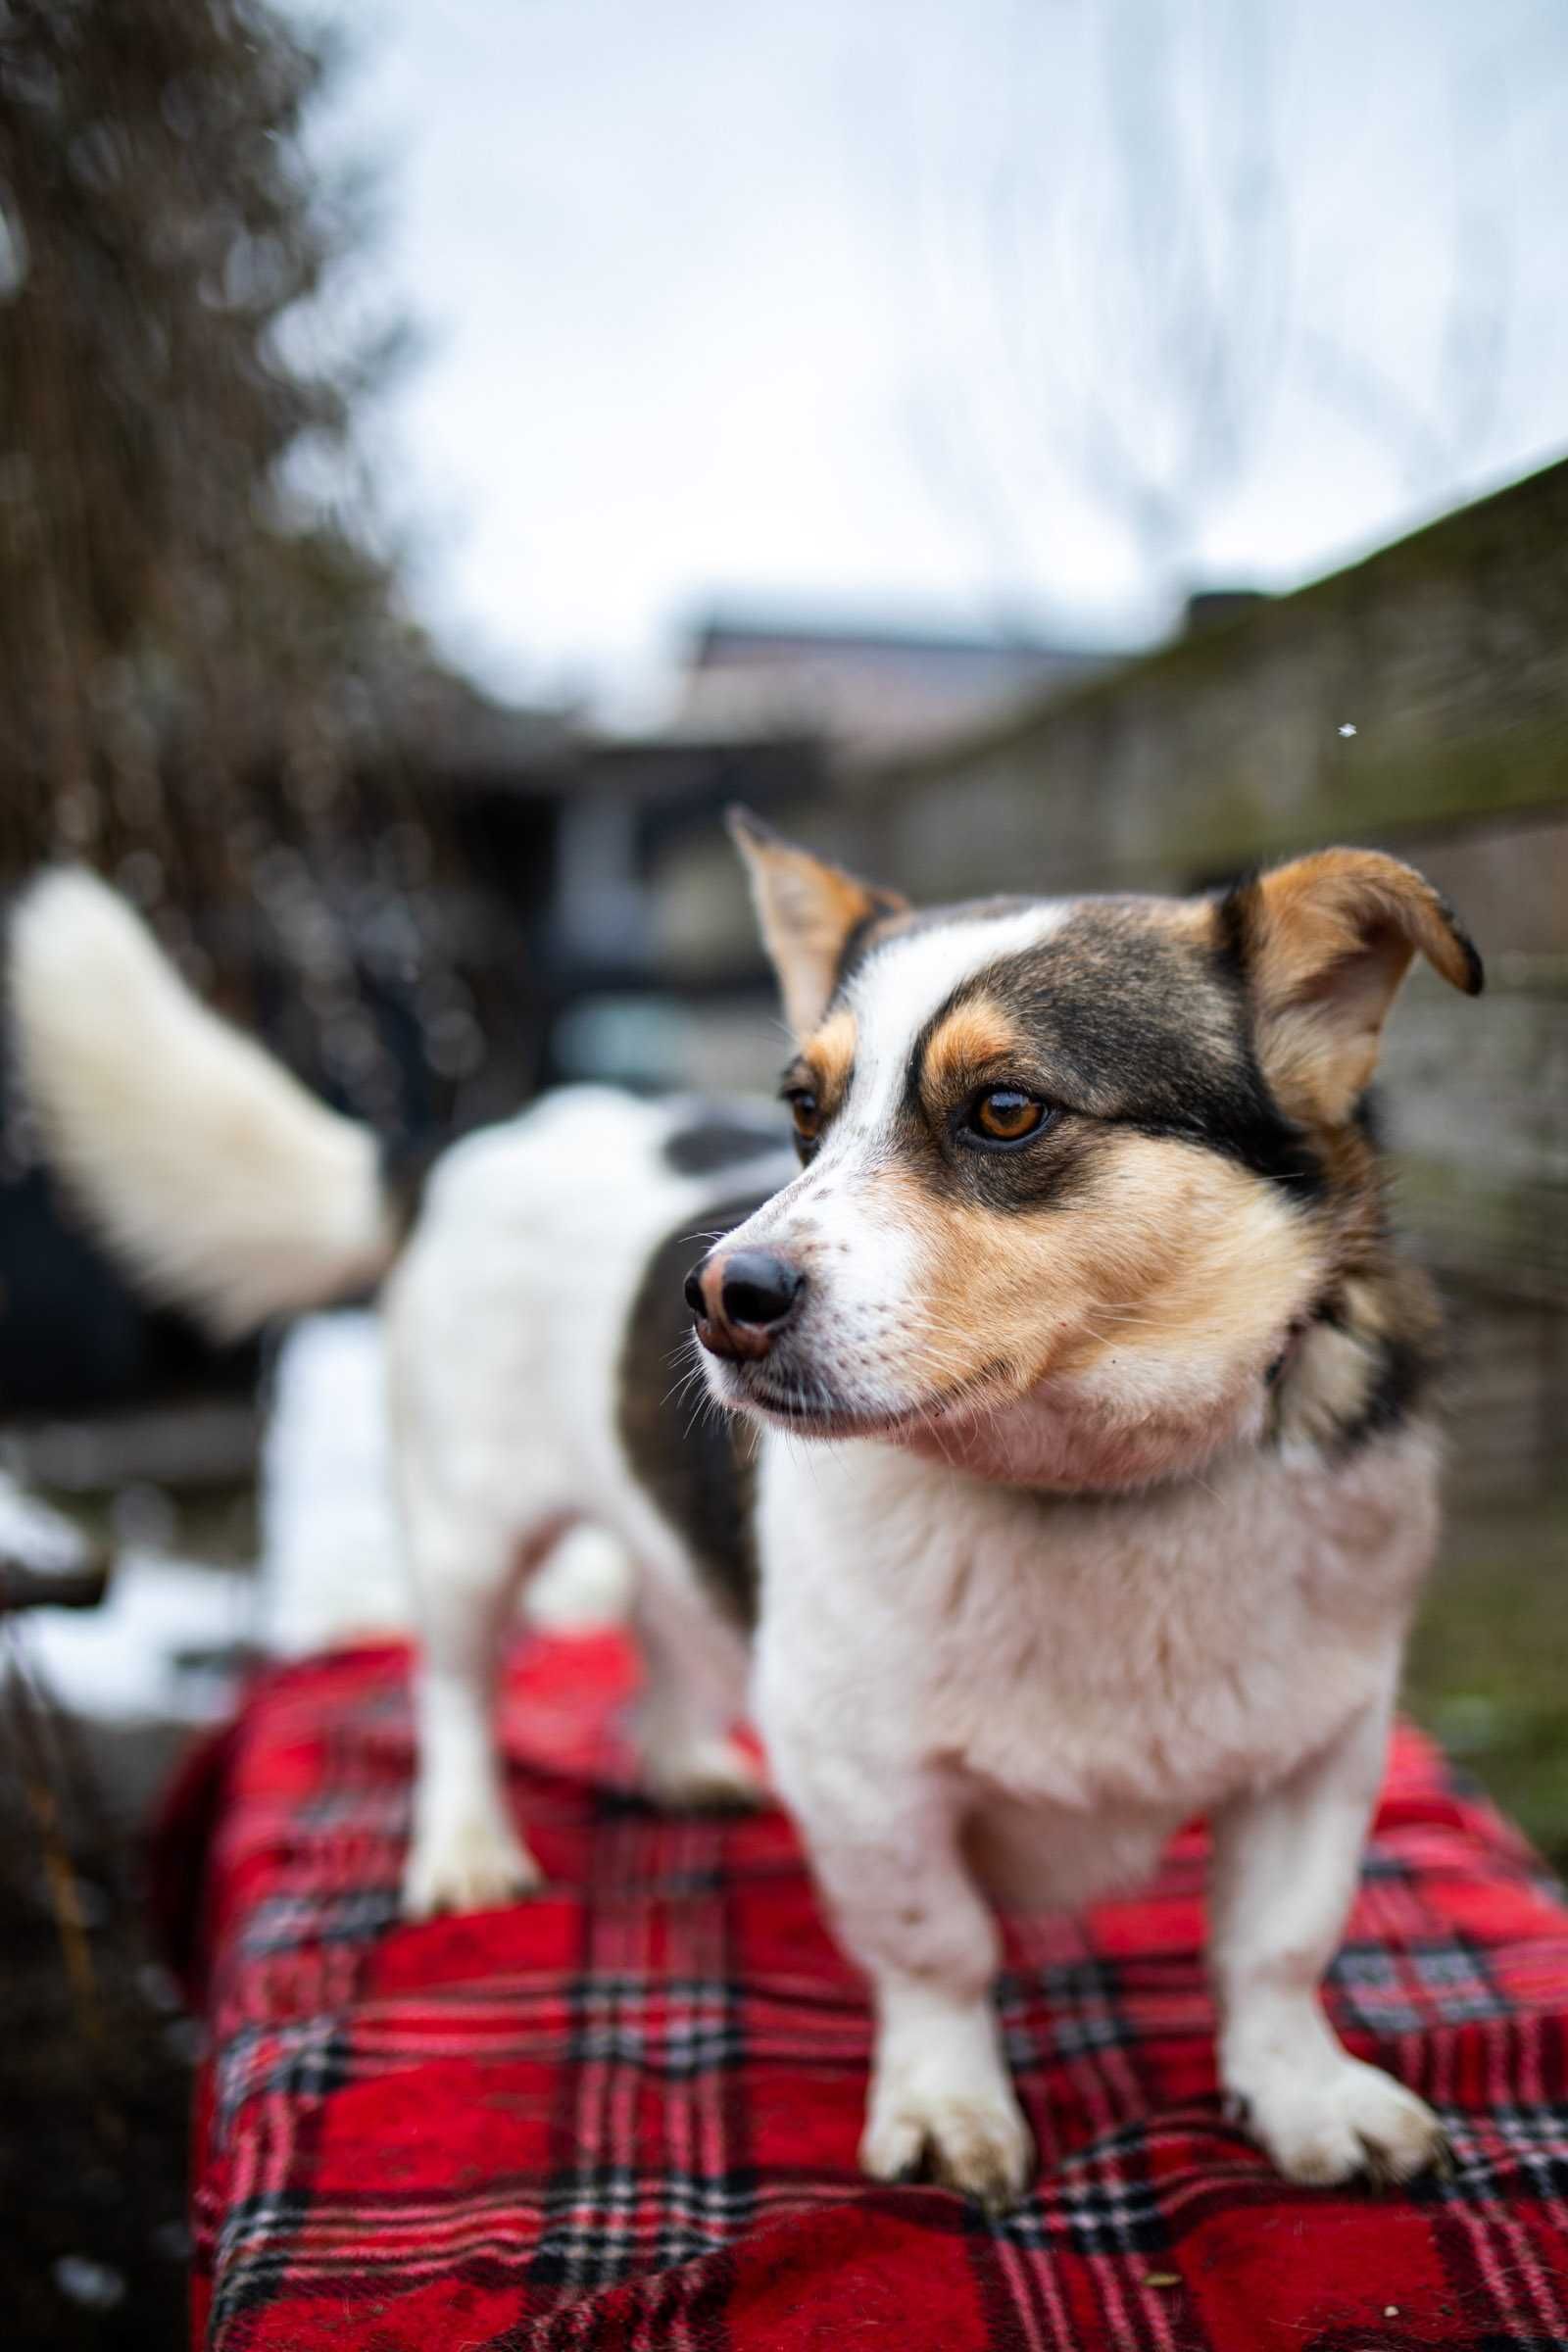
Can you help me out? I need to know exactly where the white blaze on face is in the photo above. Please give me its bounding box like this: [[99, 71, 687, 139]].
[[841, 906, 1070, 1143], [717, 905, 1070, 1419]]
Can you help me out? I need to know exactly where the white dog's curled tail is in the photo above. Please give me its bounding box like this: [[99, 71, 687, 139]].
[[8, 868, 400, 1340]]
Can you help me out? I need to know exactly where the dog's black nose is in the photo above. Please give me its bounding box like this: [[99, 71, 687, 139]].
[[720, 1250, 805, 1329], [685, 1248, 805, 1335]]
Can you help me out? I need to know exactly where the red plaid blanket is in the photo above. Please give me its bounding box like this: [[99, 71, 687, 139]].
[[156, 1633, 1568, 2351]]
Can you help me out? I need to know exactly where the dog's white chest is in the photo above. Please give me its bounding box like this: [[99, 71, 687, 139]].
[[755, 1430, 1438, 1872]]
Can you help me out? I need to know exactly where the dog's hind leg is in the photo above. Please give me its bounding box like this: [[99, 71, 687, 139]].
[[628, 1587, 762, 1810], [402, 1498, 568, 1918]]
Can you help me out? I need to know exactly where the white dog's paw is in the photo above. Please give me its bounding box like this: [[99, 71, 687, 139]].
[[401, 1808, 543, 1919], [1234, 2053, 1451, 2187], [860, 2076, 1034, 2213], [639, 1731, 766, 1813]]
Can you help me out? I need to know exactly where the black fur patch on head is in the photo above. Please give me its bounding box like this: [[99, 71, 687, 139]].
[[830, 906, 893, 1001], [899, 901, 1323, 1208], [617, 1189, 773, 1631], [662, 1110, 788, 1177]]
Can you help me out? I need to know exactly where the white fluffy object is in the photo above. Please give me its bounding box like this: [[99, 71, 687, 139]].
[[10, 869, 394, 1339]]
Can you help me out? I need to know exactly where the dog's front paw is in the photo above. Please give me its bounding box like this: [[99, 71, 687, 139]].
[[1233, 2053, 1450, 2187], [401, 1808, 542, 1919], [860, 2078, 1034, 2213]]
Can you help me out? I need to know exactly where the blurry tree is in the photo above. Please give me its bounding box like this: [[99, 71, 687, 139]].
[[0, 0, 496, 1135], [893, 0, 1526, 612]]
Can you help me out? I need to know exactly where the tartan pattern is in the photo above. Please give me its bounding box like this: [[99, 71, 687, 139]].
[[157, 1631, 1568, 2351]]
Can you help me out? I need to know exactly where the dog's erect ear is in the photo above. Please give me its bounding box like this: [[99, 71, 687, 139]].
[[727, 806, 908, 1038], [1223, 849, 1483, 1123]]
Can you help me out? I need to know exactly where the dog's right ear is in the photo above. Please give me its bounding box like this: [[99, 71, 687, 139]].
[[1221, 848, 1483, 1123], [727, 807, 907, 1039]]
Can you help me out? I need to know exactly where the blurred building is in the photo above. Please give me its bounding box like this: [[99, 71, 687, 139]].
[[9, 459, 1567, 1471], [675, 612, 1121, 758]]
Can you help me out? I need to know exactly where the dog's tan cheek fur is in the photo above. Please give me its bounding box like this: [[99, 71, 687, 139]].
[[870, 1138, 1323, 1398]]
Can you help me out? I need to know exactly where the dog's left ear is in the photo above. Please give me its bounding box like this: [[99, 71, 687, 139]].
[[1223, 848, 1483, 1123], [727, 806, 907, 1038]]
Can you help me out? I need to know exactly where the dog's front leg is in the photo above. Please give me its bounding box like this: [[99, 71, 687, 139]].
[[792, 1764, 1031, 2210], [401, 1503, 548, 1918], [1209, 1691, 1448, 2185]]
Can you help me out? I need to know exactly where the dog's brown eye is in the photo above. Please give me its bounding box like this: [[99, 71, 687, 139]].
[[787, 1089, 821, 1147], [970, 1089, 1047, 1144]]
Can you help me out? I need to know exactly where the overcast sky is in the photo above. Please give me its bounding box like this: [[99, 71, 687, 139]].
[[325, 0, 1568, 721]]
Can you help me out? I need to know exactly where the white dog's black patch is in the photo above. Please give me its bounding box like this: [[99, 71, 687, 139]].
[[617, 1189, 770, 1628], [662, 1109, 789, 1178]]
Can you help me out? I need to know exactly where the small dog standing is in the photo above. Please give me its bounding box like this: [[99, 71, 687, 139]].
[[11, 815, 1482, 2206]]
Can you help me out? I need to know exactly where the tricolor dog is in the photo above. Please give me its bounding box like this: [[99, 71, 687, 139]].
[[11, 816, 1483, 2207]]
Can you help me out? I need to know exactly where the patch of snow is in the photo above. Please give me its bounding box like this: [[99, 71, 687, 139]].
[[260, 1309, 405, 1654], [0, 1469, 94, 1575], [259, 1310, 631, 1656], [20, 1551, 254, 1726], [15, 1301, 638, 1729]]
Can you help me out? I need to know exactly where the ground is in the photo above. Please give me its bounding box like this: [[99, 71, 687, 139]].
[[0, 1700, 196, 2352], [1, 1480, 253, 2352]]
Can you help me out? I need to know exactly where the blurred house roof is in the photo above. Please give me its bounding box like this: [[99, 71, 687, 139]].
[[366, 655, 583, 787], [675, 611, 1126, 758]]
